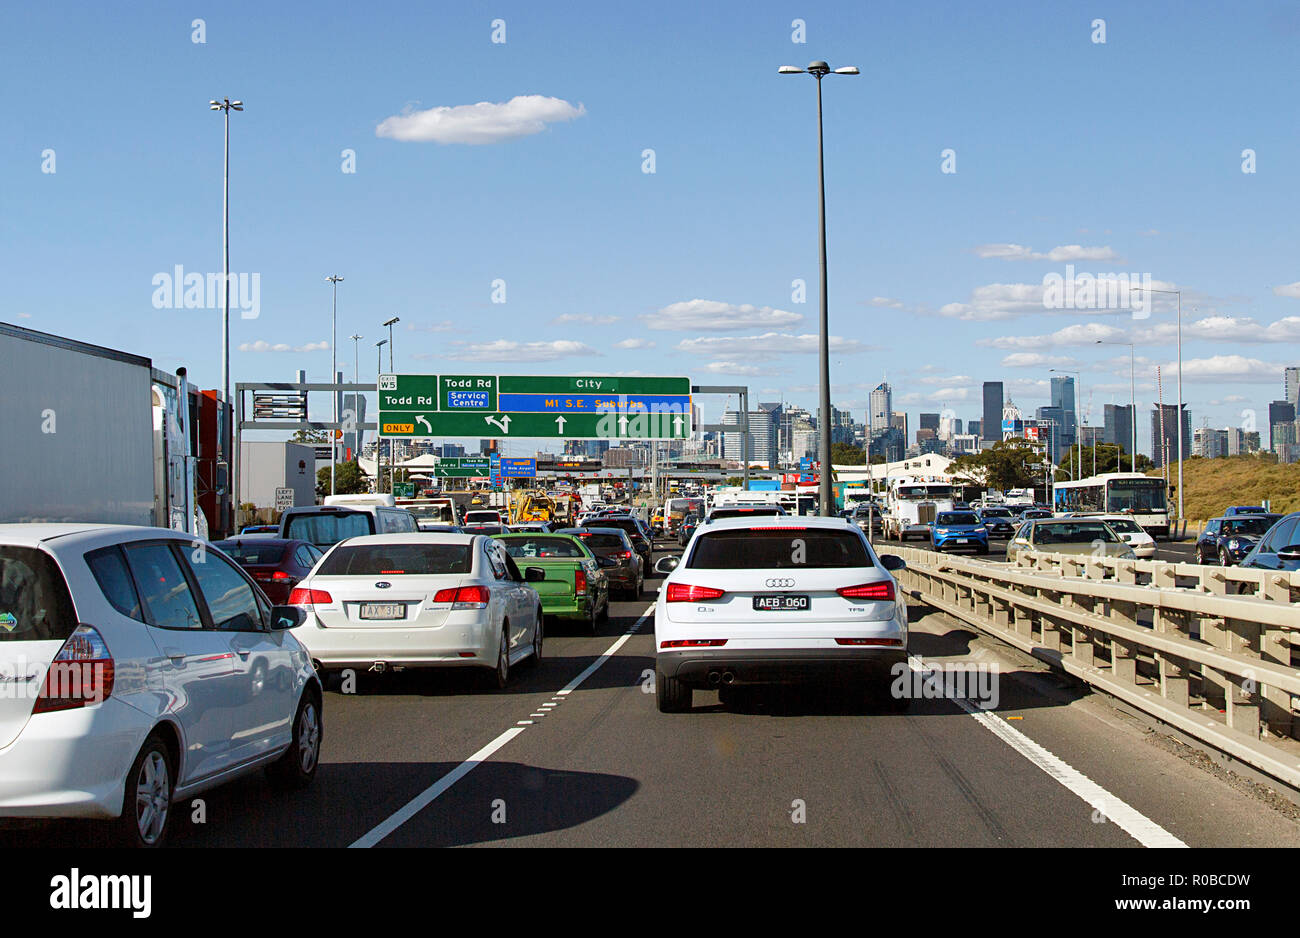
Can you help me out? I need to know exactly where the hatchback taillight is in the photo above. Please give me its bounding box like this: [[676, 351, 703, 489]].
[[288, 587, 333, 604], [575, 569, 587, 594], [614, 550, 632, 560], [665, 583, 726, 602], [837, 581, 895, 601], [33, 625, 115, 714]]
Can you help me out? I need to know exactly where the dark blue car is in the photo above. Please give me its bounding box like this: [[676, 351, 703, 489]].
[[929, 510, 989, 554], [1196, 514, 1280, 565]]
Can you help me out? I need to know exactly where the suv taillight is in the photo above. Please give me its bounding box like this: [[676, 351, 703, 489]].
[[665, 583, 726, 602], [837, 582, 895, 601], [33, 625, 115, 714], [288, 587, 333, 604]]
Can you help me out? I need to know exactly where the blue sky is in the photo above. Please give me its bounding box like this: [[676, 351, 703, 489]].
[[5, 0, 1300, 455]]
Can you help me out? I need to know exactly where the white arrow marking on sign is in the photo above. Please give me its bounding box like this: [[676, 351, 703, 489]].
[[617, 414, 628, 433], [416, 415, 433, 434], [555, 416, 566, 433], [673, 415, 685, 433], [485, 415, 511, 434]]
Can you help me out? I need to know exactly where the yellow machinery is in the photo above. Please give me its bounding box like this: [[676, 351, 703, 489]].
[[512, 492, 556, 525]]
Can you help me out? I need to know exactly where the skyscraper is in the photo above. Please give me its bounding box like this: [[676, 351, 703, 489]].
[[1150, 404, 1191, 468], [1286, 367, 1300, 408], [1103, 403, 1135, 455], [1036, 405, 1065, 464], [982, 382, 1003, 442], [1050, 375, 1077, 452], [869, 382, 892, 432], [1269, 400, 1296, 451]]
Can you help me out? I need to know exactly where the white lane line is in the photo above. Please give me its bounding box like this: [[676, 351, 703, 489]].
[[516, 720, 534, 725], [349, 726, 526, 848], [349, 602, 656, 848], [554, 611, 651, 696], [908, 657, 1186, 848]]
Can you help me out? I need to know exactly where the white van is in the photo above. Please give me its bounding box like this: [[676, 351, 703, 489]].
[[278, 502, 418, 548]]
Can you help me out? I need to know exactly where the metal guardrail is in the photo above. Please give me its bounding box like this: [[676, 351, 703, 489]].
[[893, 546, 1300, 789]]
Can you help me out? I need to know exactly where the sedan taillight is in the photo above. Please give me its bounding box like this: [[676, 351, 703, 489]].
[[433, 586, 489, 608], [837, 581, 895, 601], [33, 625, 115, 714], [288, 587, 333, 604], [665, 583, 726, 602]]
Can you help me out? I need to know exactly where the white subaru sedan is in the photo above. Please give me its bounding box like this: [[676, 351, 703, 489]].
[[289, 533, 545, 688], [0, 524, 321, 847], [653, 516, 909, 712]]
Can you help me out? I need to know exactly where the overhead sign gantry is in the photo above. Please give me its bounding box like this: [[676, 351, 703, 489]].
[[377, 374, 692, 440]]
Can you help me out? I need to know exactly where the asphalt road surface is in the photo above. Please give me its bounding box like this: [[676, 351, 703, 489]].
[[6, 538, 1297, 848]]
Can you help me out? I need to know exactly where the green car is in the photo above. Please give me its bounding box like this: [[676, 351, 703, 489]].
[[494, 533, 610, 634]]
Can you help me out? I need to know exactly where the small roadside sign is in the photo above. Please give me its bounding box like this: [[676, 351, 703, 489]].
[[274, 487, 295, 511]]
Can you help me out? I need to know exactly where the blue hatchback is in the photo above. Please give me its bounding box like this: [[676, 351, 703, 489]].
[[930, 510, 989, 554]]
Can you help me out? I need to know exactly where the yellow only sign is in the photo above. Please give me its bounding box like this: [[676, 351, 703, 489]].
[[383, 422, 414, 434]]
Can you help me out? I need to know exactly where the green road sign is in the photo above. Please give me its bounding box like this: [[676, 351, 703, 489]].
[[392, 481, 416, 498], [378, 374, 692, 440], [414, 456, 492, 478]]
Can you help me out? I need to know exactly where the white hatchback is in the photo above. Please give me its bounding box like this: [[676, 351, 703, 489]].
[[653, 516, 909, 712], [0, 524, 321, 846], [289, 533, 545, 688]]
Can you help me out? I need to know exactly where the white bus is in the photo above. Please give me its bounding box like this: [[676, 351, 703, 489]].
[[1051, 473, 1170, 537]]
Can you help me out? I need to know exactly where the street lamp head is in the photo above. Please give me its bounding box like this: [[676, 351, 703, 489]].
[[231, 101, 243, 109], [778, 65, 805, 74], [833, 66, 860, 74], [383, 316, 400, 327], [326, 275, 344, 284], [377, 339, 387, 348], [209, 100, 221, 109], [807, 60, 831, 76]]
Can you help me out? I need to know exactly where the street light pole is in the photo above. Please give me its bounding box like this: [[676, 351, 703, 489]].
[[326, 275, 344, 496], [376, 340, 387, 494], [209, 97, 242, 531], [383, 317, 399, 371], [780, 60, 858, 516], [1132, 286, 1183, 520]]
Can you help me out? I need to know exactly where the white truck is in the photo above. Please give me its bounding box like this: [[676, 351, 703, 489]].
[[883, 476, 957, 541]]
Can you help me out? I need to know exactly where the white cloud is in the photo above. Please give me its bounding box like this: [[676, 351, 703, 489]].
[[1273, 282, 1300, 298], [552, 313, 618, 325], [974, 243, 1122, 262], [675, 333, 867, 360], [614, 338, 655, 349], [444, 339, 597, 362], [375, 95, 586, 145], [978, 322, 1127, 350], [406, 321, 456, 333], [702, 361, 784, 376], [1166, 355, 1282, 384], [239, 340, 328, 352], [919, 374, 973, 386], [646, 299, 802, 331], [1000, 352, 1077, 368], [869, 297, 904, 308]]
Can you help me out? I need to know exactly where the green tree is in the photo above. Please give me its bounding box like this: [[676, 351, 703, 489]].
[[831, 442, 865, 465], [950, 440, 1044, 492], [291, 428, 329, 444], [316, 461, 368, 498], [1055, 443, 1155, 481]]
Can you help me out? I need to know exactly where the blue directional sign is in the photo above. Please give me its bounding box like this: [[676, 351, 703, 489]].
[[499, 457, 537, 478]]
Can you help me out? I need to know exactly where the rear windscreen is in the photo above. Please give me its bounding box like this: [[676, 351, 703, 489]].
[[317, 544, 472, 576], [285, 511, 373, 546], [573, 534, 626, 552], [499, 537, 586, 559], [0, 547, 77, 642], [213, 541, 290, 565], [1035, 522, 1118, 544], [688, 529, 870, 569]]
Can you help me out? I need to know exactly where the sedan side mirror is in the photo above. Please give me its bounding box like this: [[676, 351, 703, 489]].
[[524, 566, 546, 582], [270, 605, 307, 630], [878, 554, 906, 572], [654, 556, 679, 575]]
